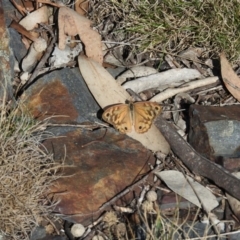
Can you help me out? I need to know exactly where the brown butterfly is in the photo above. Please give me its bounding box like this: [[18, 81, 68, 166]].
[[102, 101, 162, 134]]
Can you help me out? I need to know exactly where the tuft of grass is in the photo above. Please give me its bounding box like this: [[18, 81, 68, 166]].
[[0, 98, 60, 239], [90, 0, 240, 63]]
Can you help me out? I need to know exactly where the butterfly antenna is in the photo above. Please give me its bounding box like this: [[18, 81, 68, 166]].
[[126, 88, 144, 102]]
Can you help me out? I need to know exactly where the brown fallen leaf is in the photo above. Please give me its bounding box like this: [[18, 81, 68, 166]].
[[58, 7, 103, 64], [75, 0, 89, 15], [19, 5, 49, 31], [220, 52, 240, 101]]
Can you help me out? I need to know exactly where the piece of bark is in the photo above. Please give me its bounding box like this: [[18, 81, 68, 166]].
[[156, 117, 240, 201]]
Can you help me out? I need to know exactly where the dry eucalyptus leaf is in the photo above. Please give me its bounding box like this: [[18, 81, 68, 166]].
[[156, 170, 219, 212], [78, 55, 170, 154], [19, 6, 50, 30], [220, 52, 240, 101], [58, 7, 103, 64]]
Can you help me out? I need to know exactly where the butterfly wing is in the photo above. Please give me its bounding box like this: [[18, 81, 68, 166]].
[[133, 101, 162, 133], [102, 104, 133, 133]]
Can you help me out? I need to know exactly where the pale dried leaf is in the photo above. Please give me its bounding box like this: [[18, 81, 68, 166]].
[[58, 7, 103, 64], [156, 170, 219, 212], [78, 55, 170, 153], [19, 6, 49, 30], [220, 52, 240, 101]]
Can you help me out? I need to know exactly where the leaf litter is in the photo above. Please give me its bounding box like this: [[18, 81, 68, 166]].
[[4, 0, 240, 239]]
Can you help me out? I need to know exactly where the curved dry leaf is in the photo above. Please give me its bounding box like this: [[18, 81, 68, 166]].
[[78, 55, 170, 154], [58, 7, 103, 64], [75, 0, 89, 15], [156, 170, 219, 212], [19, 6, 49, 30], [220, 52, 240, 101]]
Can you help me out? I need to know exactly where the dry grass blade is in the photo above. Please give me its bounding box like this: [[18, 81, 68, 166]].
[[0, 100, 61, 239]]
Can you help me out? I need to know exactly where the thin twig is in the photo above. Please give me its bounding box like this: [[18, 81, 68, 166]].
[[47, 123, 101, 130]]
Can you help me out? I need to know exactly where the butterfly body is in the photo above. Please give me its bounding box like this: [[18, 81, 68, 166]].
[[102, 101, 162, 134]]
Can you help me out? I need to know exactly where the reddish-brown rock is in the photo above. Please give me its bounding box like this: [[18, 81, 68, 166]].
[[22, 68, 155, 224], [45, 128, 154, 224]]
